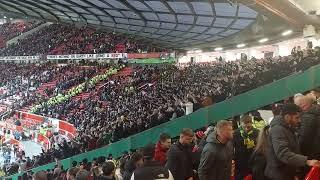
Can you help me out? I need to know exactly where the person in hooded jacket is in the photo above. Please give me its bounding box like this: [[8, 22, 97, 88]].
[[198, 120, 234, 180]]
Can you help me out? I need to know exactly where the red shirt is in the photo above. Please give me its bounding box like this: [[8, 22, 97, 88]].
[[154, 142, 168, 165]]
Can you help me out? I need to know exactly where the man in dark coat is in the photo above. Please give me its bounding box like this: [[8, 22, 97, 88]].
[[265, 104, 320, 180], [198, 120, 234, 180], [131, 144, 174, 180], [294, 95, 320, 158], [233, 115, 259, 180], [166, 128, 195, 180]]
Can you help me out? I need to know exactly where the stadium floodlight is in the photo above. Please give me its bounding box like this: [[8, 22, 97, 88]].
[[258, 38, 269, 43], [282, 30, 293, 36], [214, 47, 223, 51], [237, 43, 246, 48]]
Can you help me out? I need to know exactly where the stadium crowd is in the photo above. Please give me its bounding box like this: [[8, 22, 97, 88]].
[[31, 49, 320, 143], [0, 48, 319, 179], [0, 19, 319, 179], [9, 97, 320, 180], [0, 24, 163, 56], [0, 21, 42, 41], [0, 63, 99, 111]]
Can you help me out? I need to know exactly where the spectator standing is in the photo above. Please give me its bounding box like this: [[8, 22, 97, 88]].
[[66, 167, 79, 180], [265, 104, 320, 180], [198, 120, 234, 180], [233, 115, 259, 180], [76, 169, 90, 180], [131, 144, 174, 180], [249, 125, 270, 180], [154, 133, 171, 165], [99, 161, 119, 180], [294, 95, 320, 158], [32, 170, 48, 180], [122, 152, 143, 180], [250, 111, 266, 130], [166, 128, 195, 180]]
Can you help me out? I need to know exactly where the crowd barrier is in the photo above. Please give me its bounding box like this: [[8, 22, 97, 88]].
[[37, 133, 50, 150], [14, 111, 77, 137], [50, 118, 77, 137], [6, 64, 320, 179], [15, 111, 44, 124]]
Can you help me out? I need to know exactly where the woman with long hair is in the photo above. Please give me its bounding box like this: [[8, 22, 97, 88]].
[[249, 125, 270, 180]]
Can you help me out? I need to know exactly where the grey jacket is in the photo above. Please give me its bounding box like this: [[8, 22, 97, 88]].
[[265, 116, 307, 180], [298, 105, 320, 158], [198, 132, 233, 180]]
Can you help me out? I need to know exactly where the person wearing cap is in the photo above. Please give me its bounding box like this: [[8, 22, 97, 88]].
[[265, 104, 320, 180], [166, 128, 195, 180], [233, 115, 259, 180], [131, 144, 174, 180], [154, 133, 171, 165]]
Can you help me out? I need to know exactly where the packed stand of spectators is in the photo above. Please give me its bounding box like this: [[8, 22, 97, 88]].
[[2, 48, 320, 178], [0, 62, 58, 108], [0, 21, 42, 42], [5, 49, 314, 176], [0, 63, 99, 111], [49, 29, 162, 55], [40, 66, 100, 98], [33, 48, 320, 142], [0, 23, 164, 56], [12, 95, 320, 180]]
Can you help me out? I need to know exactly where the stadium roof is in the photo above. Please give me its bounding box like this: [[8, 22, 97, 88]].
[[0, 0, 305, 50]]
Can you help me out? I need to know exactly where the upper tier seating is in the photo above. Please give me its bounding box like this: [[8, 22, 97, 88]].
[[0, 24, 164, 56]]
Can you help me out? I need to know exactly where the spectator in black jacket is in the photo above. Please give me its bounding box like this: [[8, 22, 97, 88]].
[[122, 152, 143, 180], [198, 120, 234, 180], [131, 144, 174, 180], [265, 104, 320, 180], [233, 115, 259, 180], [294, 95, 320, 158], [166, 128, 195, 180]]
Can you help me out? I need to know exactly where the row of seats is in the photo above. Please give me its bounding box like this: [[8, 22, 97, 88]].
[[0, 23, 165, 56]]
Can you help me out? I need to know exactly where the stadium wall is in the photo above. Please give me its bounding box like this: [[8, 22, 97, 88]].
[[6, 64, 320, 179]]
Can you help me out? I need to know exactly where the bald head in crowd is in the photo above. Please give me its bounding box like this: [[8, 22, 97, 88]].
[[294, 95, 314, 111]]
